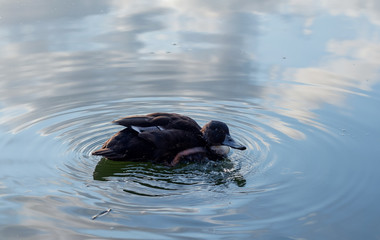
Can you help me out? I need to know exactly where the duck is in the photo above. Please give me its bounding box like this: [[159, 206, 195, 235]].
[[92, 113, 246, 166]]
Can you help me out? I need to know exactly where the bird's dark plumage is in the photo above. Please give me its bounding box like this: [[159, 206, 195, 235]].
[[92, 113, 246, 166], [113, 112, 201, 134]]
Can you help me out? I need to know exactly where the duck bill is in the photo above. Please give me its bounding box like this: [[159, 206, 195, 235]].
[[222, 134, 246, 150]]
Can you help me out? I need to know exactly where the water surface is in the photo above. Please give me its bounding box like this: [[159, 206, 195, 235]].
[[1, 1, 380, 239]]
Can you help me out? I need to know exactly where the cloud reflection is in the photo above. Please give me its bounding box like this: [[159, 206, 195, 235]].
[[0, 0, 379, 137], [1, 1, 380, 238], [276, 38, 380, 122], [0, 0, 109, 25]]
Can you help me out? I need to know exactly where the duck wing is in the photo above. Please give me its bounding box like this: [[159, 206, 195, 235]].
[[112, 113, 201, 133], [92, 127, 208, 165], [92, 128, 154, 161], [138, 129, 205, 164]]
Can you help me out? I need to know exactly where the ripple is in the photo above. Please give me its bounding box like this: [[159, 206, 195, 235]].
[[1, 94, 372, 233], [14, 97, 271, 199]]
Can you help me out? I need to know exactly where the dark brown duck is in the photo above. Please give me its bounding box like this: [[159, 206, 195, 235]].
[[92, 113, 246, 166]]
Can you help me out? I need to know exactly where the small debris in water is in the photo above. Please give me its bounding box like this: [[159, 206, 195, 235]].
[[91, 208, 112, 220]]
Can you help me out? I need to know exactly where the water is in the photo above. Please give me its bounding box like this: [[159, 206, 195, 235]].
[[1, 1, 380, 239]]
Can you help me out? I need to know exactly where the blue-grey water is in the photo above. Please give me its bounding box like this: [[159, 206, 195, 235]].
[[1, 1, 380, 239]]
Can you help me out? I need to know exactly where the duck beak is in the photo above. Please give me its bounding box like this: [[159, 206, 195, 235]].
[[222, 134, 246, 150]]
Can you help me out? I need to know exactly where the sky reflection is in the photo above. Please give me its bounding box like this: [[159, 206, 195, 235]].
[[1, 1, 380, 239], [0, 0, 379, 133]]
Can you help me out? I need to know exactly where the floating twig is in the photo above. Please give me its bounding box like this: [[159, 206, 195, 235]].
[[91, 208, 112, 220]]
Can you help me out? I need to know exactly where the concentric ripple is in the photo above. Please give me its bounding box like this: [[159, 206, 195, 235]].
[[6, 95, 354, 205], [1, 92, 375, 239], [37, 97, 271, 196]]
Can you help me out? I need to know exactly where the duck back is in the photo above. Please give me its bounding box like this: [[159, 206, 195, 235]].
[[92, 127, 206, 165], [92, 128, 155, 161]]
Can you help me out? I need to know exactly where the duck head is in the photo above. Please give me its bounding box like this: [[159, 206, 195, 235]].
[[201, 120, 246, 155]]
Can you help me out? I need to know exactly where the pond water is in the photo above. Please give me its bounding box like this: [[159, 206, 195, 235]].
[[1, 1, 380, 239]]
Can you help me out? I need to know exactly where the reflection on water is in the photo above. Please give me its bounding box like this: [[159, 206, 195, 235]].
[[1, 0, 380, 239], [93, 158, 247, 189]]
